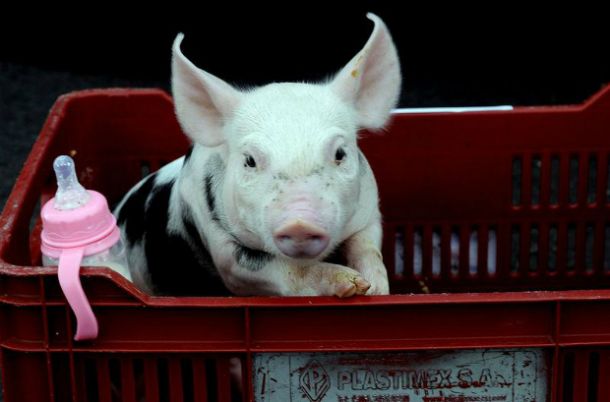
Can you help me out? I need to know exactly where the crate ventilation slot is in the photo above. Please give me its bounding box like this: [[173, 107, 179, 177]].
[[512, 153, 610, 208]]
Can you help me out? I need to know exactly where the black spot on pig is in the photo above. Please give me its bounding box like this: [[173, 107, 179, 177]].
[[184, 145, 194, 164], [117, 173, 157, 244], [234, 244, 273, 271], [204, 175, 218, 221], [140, 180, 229, 296], [203, 154, 228, 228]]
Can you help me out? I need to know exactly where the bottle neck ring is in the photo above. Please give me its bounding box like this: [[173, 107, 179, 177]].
[[41, 225, 121, 259]]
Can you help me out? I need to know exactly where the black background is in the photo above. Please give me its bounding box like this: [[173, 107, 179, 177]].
[[3, 4, 610, 106]]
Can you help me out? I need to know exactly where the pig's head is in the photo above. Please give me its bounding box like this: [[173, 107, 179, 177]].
[[172, 13, 401, 262]]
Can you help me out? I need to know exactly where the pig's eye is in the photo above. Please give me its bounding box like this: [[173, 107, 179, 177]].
[[244, 154, 257, 168], [334, 147, 347, 165]]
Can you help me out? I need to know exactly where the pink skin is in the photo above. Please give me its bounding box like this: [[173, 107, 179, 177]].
[[270, 198, 331, 259]]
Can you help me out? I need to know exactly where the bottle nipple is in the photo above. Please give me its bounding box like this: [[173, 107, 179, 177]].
[[53, 155, 90, 210]]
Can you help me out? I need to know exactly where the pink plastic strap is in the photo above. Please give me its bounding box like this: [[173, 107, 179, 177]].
[[58, 248, 99, 341]]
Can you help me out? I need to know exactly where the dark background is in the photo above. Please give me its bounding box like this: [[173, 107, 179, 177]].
[[1, 4, 610, 400], [2, 4, 610, 209]]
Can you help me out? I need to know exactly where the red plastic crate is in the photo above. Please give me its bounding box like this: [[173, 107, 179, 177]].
[[3, 87, 610, 401]]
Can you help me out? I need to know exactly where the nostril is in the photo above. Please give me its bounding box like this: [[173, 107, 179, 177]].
[[273, 221, 330, 258], [313, 234, 329, 244]]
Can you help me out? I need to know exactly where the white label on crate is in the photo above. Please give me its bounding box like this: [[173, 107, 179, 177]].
[[253, 349, 547, 402]]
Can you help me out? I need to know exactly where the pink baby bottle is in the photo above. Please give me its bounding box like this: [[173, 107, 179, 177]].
[[41, 155, 131, 340]]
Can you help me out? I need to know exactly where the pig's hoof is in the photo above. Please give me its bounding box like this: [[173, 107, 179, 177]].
[[334, 271, 370, 298], [365, 275, 390, 295]]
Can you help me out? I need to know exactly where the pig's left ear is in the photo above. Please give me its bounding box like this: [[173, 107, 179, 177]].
[[172, 33, 242, 147], [330, 13, 402, 130]]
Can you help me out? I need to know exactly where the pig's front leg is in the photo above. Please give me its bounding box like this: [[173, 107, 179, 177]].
[[218, 248, 371, 297], [344, 220, 390, 295], [283, 262, 372, 297]]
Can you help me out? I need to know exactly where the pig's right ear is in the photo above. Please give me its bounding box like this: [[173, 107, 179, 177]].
[[172, 34, 242, 147]]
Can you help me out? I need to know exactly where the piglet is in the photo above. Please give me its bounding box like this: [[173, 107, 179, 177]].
[[114, 13, 401, 297]]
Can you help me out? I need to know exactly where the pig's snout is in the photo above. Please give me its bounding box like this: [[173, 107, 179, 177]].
[[273, 220, 330, 259]]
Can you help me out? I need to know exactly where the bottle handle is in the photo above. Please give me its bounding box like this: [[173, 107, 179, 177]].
[[58, 248, 99, 340]]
